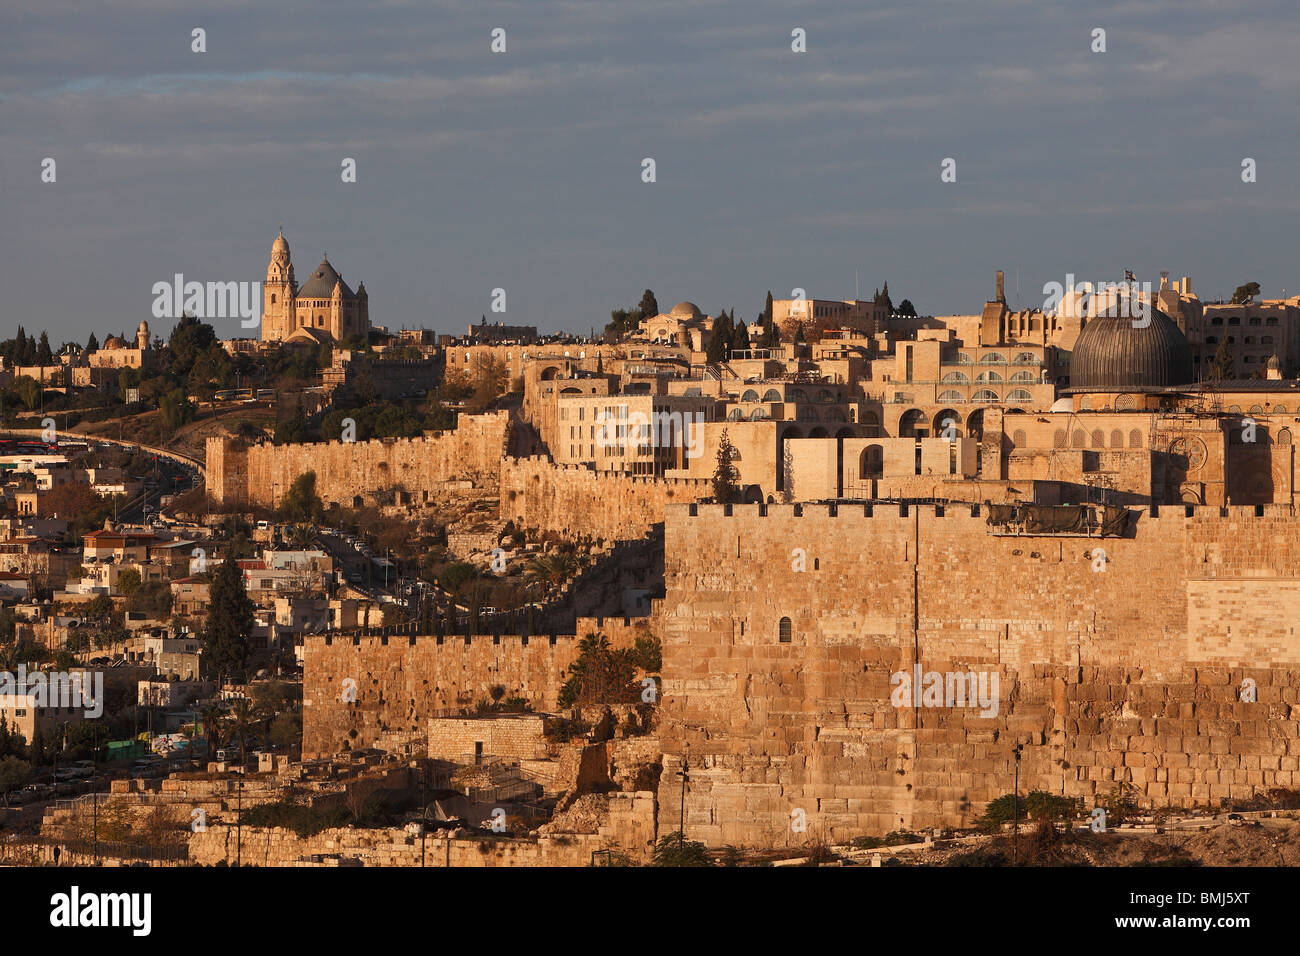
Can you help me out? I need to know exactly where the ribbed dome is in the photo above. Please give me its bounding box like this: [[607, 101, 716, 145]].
[[1070, 306, 1193, 389]]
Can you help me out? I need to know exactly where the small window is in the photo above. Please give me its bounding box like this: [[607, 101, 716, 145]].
[[778, 617, 792, 643]]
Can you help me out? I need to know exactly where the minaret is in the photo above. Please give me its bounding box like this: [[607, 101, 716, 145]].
[[262, 226, 297, 341]]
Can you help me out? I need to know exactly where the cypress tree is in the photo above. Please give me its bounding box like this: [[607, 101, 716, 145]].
[[203, 556, 255, 683]]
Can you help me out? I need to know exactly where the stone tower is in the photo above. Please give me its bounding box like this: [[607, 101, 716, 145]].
[[136, 319, 150, 350], [261, 227, 297, 341]]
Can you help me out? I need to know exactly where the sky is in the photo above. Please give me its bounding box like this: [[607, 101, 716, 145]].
[[3, 0, 1299, 346]]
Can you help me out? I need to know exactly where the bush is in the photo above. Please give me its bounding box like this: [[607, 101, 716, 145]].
[[653, 832, 712, 867], [976, 793, 1026, 830]]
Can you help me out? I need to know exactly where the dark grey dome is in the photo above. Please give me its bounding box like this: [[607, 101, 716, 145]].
[[297, 258, 356, 299], [1070, 305, 1193, 389]]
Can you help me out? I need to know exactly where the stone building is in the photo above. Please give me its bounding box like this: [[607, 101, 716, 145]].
[[260, 228, 370, 344]]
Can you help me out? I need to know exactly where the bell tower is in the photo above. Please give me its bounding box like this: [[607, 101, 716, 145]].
[[262, 226, 297, 341]]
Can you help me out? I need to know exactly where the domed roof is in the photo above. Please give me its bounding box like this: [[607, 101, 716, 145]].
[[298, 258, 355, 298], [1070, 304, 1193, 389], [669, 301, 702, 318], [272, 227, 290, 255], [103, 335, 126, 349]]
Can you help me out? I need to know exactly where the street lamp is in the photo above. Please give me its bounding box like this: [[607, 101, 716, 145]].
[[675, 754, 690, 853], [1012, 743, 1024, 865]]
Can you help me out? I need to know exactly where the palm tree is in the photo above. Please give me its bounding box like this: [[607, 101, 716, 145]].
[[199, 705, 224, 762], [225, 699, 260, 764], [288, 523, 318, 550], [524, 552, 578, 594]]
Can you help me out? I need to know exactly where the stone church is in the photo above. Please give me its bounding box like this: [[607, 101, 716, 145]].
[[260, 228, 370, 344]]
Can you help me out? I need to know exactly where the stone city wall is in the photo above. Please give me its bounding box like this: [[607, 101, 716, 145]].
[[205, 412, 510, 508], [656, 501, 1300, 845], [500, 455, 712, 541], [302, 632, 580, 759]]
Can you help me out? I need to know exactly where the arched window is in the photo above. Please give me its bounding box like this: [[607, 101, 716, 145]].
[[1013, 352, 1038, 365], [749, 408, 770, 420], [1009, 369, 1036, 383], [1012, 429, 1026, 447], [978, 353, 1006, 364], [741, 389, 759, 402], [936, 390, 965, 403], [956, 353, 973, 364], [1249, 405, 1264, 415], [941, 371, 969, 384], [1053, 429, 1066, 448], [762, 389, 782, 402], [976, 370, 1004, 384], [779, 617, 793, 643], [1280, 428, 1292, 446], [1072, 431, 1086, 448], [1128, 429, 1142, 448], [860, 445, 883, 479], [788, 388, 807, 403], [1005, 389, 1033, 402], [727, 408, 744, 421], [971, 389, 999, 402], [1091, 429, 1105, 448], [1110, 429, 1124, 448]]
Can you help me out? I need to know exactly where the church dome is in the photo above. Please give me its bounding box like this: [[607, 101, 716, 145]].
[[272, 228, 290, 257], [298, 258, 355, 298], [103, 335, 126, 349], [1070, 305, 1193, 389], [669, 301, 702, 318]]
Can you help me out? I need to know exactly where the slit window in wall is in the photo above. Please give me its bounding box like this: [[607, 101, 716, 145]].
[[779, 617, 793, 643]]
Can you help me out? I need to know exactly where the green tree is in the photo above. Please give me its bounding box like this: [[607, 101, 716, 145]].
[[1208, 336, 1233, 381], [161, 389, 196, 432], [116, 568, 142, 595], [1231, 281, 1261, 305], [713, 429, 740, 504], [897, 299, 917, 317], [280, 472, 323, 524], [729, 318, 749, 354], [706, 312, 733, 363], [11, 376, 41, 410], [167, 314, 217, 378], [202, 556, 255, 682], [0, 756, 33, 807], [557, 633, 637, 708], [36, 332, 53, 366], [653, 832, 712, 867], [636, 289, 659, 321], [86, 332, 100, 353]]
